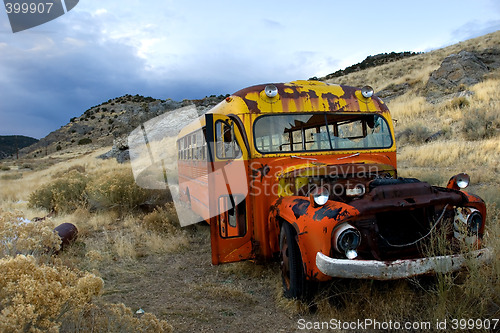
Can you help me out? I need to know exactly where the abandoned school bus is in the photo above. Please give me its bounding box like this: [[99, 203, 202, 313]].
[[177, 80, 491, 298]]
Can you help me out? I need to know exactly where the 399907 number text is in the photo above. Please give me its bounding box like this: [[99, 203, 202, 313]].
[[5, 2, 54, 14]]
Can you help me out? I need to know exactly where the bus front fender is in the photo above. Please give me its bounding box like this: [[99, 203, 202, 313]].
[[269, 196, 360, 280]]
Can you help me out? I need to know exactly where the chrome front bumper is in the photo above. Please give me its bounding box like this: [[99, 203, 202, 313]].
[[316, 248, 492, 280]]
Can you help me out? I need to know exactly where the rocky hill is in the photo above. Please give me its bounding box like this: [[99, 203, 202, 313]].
[[17, 94, 228, 160]]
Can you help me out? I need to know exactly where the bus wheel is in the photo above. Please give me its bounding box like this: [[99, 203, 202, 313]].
[[280, 222, 305, 299]]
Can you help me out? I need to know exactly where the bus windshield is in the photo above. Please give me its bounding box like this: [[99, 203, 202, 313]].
[[253, 113, 392, 153]]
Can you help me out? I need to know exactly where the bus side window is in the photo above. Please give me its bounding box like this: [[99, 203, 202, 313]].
[[215, 120, 242, 159], [218, 196, 246, 238]]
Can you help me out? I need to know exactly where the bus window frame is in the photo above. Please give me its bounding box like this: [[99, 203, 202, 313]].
[[215, 119, 243, 160], [252, 112, 393, 154], [218, 194, 247, 239], [177, 127, 208, 161]]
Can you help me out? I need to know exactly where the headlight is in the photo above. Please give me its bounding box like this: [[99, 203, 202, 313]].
[[447, 173, 470, 190], [333, 224, 361, 259], [311, 186, 329, 206], [454, 207, 483, 245], [361, 86, 374, 98], [264, 84, 278, 98], [466, 211, 482, 235]]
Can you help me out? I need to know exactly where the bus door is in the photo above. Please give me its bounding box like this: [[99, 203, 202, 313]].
[[205, 114, 253, 265]]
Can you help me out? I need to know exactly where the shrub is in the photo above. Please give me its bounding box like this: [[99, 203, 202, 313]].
[[395, 123, 431, 145], [51, 164, 86, 179], [29, 167, 168, 215], [0, 255, 103, 333], [448, 96, 470, 109], [0, 210, 61, 257], [142, 203, 180, 235], [85, 169, 163, 212], [460, 108, 499, 140], [0, 211, 172, 332], [1, 173, 23, 180], [78, 138, 92, 145], [28, 170, 89, 213]]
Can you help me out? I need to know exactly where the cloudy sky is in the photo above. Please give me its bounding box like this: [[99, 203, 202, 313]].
[[1, 0, 500, 139]]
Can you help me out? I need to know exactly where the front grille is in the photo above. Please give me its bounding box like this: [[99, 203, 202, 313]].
[[351, 205, 455, 261], [375, 208, 433, 260]]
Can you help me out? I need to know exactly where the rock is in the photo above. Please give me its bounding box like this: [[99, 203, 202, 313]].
[[70, 123, 94, 135], [377, 83, 411, 102], [97, 135, 130, 163], [476, 48, 500, 70], [426, 50, 489, 95], [425, 130, 446, 143]]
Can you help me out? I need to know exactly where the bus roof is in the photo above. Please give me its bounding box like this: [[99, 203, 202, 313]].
[[226, 80, 389, 114], [178, 80, 389, 138]]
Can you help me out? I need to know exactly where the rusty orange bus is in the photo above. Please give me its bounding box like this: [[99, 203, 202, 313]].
[[177, 80, 490, 299]]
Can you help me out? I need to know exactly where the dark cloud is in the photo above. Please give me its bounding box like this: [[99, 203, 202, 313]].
[[0, 7, 304, 138], [0, 38, 149, 137], [0, 10, 214, 138]]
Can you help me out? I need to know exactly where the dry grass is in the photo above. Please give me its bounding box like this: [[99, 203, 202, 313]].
[[0, 209, 173, 333], [0, 150, 179, 331]]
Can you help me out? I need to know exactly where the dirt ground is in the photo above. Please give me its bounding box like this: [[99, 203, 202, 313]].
[[99, 225, 309, 332]]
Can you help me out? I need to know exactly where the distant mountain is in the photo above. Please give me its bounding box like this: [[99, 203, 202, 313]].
[[0, 135, 38, 159]]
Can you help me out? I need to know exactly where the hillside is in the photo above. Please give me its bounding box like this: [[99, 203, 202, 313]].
[[0, 135, 38, 159], [328, 31, 500, 102], [315, 51, 421, 80], [16, 94, 228, 159]]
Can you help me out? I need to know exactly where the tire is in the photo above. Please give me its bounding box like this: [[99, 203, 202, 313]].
[[280, 222, 306, 299]]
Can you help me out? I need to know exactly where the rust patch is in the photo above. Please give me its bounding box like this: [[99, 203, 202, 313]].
[[351, 182, 464, 214], [291, 198, 310, 219], [313, 206, 342, 221], [242, 96, 260, 113], [281, 85, 310, 100], [321, 92, 345, 111], [252, 163, 270, 181]]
